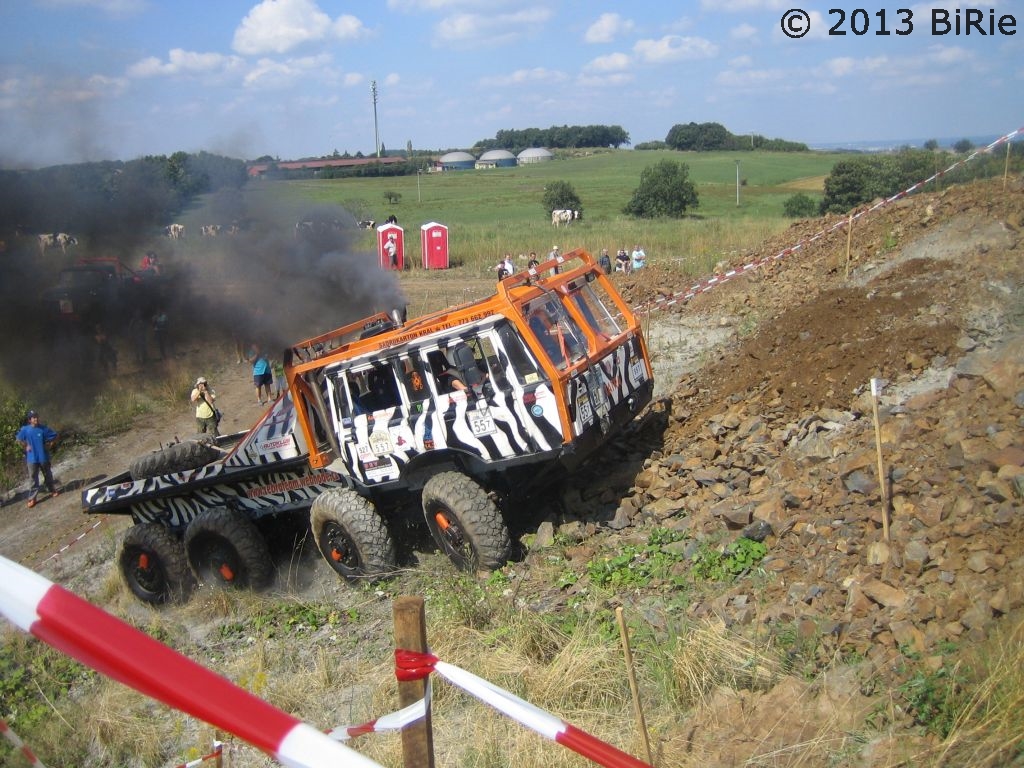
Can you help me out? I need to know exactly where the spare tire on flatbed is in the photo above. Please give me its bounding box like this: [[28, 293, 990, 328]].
[[129, 440, 221, 481]]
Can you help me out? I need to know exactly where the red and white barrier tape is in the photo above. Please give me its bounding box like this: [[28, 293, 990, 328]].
[[633, 125, 1023, 316], [38, 517, 107, 569], [0, 718, 47, 768], [0, 554, 383, 768], [328, 692, 428, 741], [395, 649, 651, 768], [173, 742, 222, 768]]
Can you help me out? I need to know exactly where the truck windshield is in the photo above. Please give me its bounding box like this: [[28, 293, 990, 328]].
[[524, 296, 588, 371]]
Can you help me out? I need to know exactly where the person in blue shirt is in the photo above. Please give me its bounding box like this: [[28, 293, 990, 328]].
[[248, 344, 273, 404], [15, 410, 60, 508]]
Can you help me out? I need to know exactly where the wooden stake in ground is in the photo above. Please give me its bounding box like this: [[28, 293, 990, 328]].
[[615, 607, 654, 767], [844, 211, 855, 280], [1004, 140, 1012, 190], [394, 596, 435, 768], [870, 378, 890, 541]]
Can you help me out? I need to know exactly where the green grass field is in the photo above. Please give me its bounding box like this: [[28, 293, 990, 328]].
[[244, 148, 858, 278]]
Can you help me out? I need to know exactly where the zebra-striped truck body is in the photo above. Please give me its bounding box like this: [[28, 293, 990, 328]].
[[85, 248, 654, 603]]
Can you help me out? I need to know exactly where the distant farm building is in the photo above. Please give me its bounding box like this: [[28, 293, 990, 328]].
[[475, 149, 517, 169], [517, 147, 553, 164], [247, 156, 405, 179], [436, 151, 477, 171]]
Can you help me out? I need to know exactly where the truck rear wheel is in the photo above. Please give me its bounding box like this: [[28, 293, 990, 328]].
[[311, 489, 396, 582], [422, 472, 511, 571], [119, 523, 195, 605], [129, 440, 220, 481], [184, 508, 273, 590]]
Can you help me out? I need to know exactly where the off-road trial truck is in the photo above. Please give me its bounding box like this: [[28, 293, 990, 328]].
[[83, 248, 654, 604]]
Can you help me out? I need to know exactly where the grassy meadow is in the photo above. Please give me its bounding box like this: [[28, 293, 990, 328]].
[[246, 148, 857, 279]]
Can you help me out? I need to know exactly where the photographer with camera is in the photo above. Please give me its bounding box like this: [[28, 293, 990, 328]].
[[190, 376, 220, 436]]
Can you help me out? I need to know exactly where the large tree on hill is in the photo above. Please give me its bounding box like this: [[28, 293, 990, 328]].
[[665, 121, 731, 151], [623, 160, 698, 218], [541, 180, 582, 214]]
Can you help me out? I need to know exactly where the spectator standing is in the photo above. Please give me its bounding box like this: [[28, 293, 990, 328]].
[[527, 252, 540, 270], [152, 308, 169, 360], [548, 245, 562, 274], [598, 248, 612, 274], [128, 309, 147, 365], [248, 344, 273, 404], [615, 248, 631, 274], [190, 377, 219, 436], [272, 357, 286, 399], [16, 410, 60, 508], [631, 244, 647, 271]]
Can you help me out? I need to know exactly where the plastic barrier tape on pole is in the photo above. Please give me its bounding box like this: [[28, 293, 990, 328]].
[[395, 650, 652, 768], [328, 695, 429, 741], [0, 555, 383, 768]]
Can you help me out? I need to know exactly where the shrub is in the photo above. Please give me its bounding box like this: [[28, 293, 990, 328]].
[[783, 192, 819, 218]]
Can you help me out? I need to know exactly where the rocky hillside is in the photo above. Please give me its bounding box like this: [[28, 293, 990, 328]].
[[554, 174, 1024, 764]]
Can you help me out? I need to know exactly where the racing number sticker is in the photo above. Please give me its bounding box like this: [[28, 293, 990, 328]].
[[629, 355, 645, 384], [577, 391, 593, 424], [369, 430, 394, 456], [469, 406, 497, 436]]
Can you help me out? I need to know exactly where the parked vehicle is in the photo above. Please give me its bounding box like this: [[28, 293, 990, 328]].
[[83, 248, 654, 604]]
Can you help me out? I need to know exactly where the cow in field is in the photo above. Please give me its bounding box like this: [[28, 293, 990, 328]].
[[357, 219, 376, 230], [165, 223, 185, 239], [38, 232, 78, 256], [201, 225, 221, 237], [551, 209, 581, 227]]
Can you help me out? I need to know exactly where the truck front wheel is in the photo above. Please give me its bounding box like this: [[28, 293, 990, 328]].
[[184, 508, 273, 590], [310, 489, 396, 582], [119, 523, 195, 605], [422, 472, 511, 571]]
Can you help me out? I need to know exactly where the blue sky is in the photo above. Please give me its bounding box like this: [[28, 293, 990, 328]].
[[0, 0, 1020, 167]]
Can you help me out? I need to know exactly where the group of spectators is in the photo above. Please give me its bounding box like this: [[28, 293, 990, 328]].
[[497, 244, 647, 281]]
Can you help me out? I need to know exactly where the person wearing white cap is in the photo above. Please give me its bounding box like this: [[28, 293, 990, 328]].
[[548, 244, 562, 274], [190, 376, 220, 436]]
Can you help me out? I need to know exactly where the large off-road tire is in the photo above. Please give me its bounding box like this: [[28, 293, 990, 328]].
[[129, 440, 220, 481], [184, 508, 273, 590], [310, 489, 396, 583], [422, 472, 511, 571], [119, 523, 195, 605]]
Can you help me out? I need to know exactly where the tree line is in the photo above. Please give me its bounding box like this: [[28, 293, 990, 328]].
[[0, 151, 247, 242], [474, 125, 631, 154]]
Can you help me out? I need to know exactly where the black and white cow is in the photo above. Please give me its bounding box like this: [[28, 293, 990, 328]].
[[165, 223, 185, 239], [38, 232, 78, 256], [551, 209, 581, 227], [357, 219, 376, 230]]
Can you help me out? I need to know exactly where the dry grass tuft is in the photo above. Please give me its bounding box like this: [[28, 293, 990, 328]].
[[671, 618, 783, 709]]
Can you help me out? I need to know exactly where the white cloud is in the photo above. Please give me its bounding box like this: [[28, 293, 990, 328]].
[[584, 13, 634, 44], [36, 0, 145, 14], [478, 67, 568, 87], [699, 0, 788, 10], [577, 72, 634, 87], [714, 67, 786, 88], [584, 53, 632, 73], [127, 49, 243, 78], [730, 23, 758, 41], [633, 35, 718, 63], [243, 53, 334, 89], [729, 54, 753, 67], [233, 0, 369, 55], [434, 8, 552, 45]]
